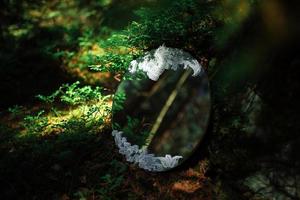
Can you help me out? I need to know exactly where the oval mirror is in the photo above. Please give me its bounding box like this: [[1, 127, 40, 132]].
[[112, 46, 211, 172]]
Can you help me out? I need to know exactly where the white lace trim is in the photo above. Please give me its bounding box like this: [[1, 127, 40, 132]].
[[129, 45, 202, 81], [112, 130, 183, 172]]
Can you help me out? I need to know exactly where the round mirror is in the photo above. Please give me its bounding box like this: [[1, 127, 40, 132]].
[[112, 46, 211, 172]]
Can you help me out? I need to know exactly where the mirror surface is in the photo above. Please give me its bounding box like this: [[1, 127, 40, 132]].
[[112, 48, 211, 172]]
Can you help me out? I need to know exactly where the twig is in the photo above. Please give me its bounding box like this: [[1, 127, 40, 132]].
[[142, 68, 192, 149]]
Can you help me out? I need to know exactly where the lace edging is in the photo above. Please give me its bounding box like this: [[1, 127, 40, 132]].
[[112, 130, 183, 172], [129, 45, 202, 81]]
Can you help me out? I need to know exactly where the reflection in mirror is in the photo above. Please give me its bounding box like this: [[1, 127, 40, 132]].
[[112, 46, 211, 172]]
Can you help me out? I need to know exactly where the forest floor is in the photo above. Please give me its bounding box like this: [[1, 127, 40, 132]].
[[0, 95, 217, 200]]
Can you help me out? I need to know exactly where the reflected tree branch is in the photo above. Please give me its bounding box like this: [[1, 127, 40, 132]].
[[142, 68, 192, 149]]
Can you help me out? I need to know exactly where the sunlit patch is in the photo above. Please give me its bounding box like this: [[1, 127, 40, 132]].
[[17, 98, 112, 138], [8, 25, 32, 38], [172, 180, 202, 193]]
